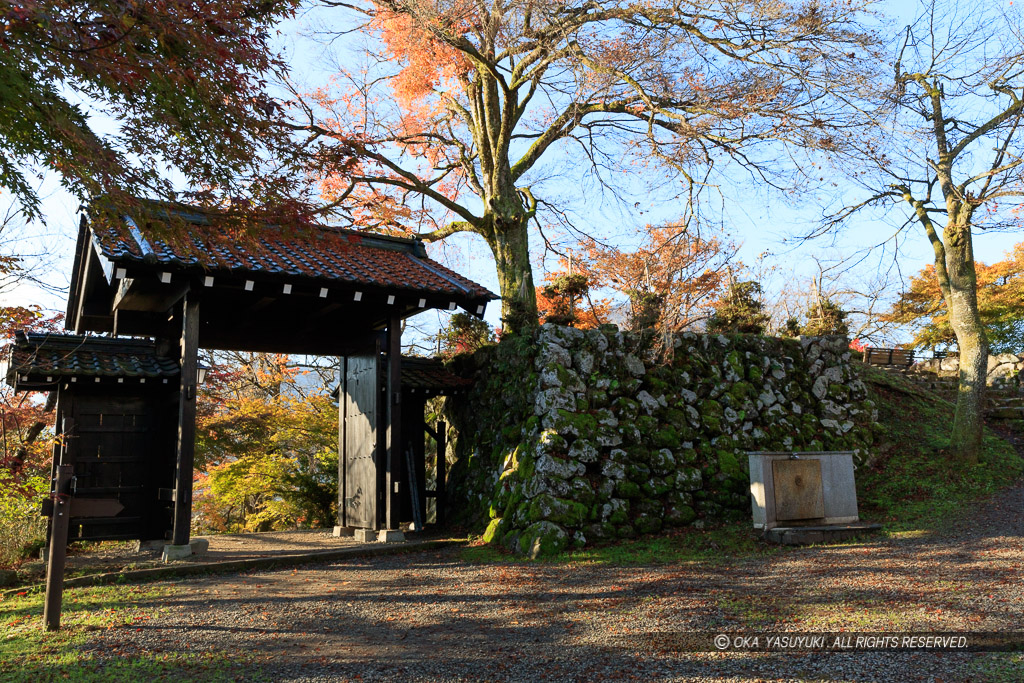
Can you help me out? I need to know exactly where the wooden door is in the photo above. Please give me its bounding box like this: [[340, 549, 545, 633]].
[[342, 352, 381, 529], [68, 393, 171, 541]]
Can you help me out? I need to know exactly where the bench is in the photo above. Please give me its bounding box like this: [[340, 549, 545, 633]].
[[863, 347, 915, 366]]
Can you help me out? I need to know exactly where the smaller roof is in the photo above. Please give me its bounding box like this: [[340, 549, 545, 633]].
[[400, 357, 474, 394], [5, 332, 180, 391], [332, 356, 472, 400]]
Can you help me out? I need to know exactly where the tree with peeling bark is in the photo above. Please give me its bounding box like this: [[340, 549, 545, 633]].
[[295, 0, 880, 332], [823, 0, 1024, 462]]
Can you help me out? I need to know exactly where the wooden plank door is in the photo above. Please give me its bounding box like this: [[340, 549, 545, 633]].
[[69, 394, 154, 541], [342, 352, 381, 529]]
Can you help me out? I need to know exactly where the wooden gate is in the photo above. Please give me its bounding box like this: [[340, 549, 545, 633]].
[[341, 350, 382, 529], [67, 393, 175, 542]]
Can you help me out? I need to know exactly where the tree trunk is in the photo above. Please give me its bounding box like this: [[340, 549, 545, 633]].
[[944, 225, 987, 464], [486, 215, 537, 333]]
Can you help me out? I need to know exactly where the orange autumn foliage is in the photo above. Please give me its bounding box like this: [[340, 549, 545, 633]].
[[536, 260, 613, 329], [884, 242, 1024, 353], [299, 1, 877, 328], [587, 223, 738, 331]]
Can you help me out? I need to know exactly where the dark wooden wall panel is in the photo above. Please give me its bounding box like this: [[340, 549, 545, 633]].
[[343, 353, 380, 529], [65, 391, 175, 542]]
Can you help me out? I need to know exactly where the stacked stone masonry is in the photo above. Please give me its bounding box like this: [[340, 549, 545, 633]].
[[446, 325, 877, 557]]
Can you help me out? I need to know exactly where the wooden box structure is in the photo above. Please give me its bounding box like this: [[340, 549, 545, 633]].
[[747, 451, 861, 530], [49, 198, 494, 545], [5, 332, 180, 542]]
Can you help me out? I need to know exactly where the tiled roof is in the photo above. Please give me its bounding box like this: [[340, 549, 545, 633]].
[[90, 202, 496, 301], [5, 332, 179, 389], [331, 356, 473, 399], [400, 357, 474, 393]]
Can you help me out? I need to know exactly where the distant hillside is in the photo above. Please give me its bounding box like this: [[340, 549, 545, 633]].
[[855, 363, 1024, 530]]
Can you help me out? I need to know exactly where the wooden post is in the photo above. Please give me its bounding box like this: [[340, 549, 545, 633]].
[[337, 358, 347, 529], [384, 313, 402, 530], [43, 395, 64, 550], [172, 294, 199, 546], [43, 464, 74, 631], [436, 420, 446, 527]]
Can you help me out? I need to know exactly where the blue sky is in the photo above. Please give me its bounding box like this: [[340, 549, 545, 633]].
[[3, 0, 1021, 345]]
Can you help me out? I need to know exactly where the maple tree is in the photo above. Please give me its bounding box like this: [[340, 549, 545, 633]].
[[193, 353, 338, 533], [0, 297, 64, 567], [536, 267, 609, 329], [885, 243, 1024, 355], [579, 222, 737, 332], [825, 0, 1024, 462], [0, 0, 307, 222], [296, 0, 879, 331]]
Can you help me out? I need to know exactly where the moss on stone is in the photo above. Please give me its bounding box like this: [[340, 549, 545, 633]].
[[729, 381, 755, 402], [645, 376, 670, 395], [527, 493, 588, 527], [554, 409, 598, 436], [615, 479, 642, 499], [519, 521, 568, 558], [665, 504, 698, 527], [570, 477, 596, 507], [635, 415, 659, 436], [586, 521, 617, 540], [652, 425, 681, 448], [626, 462, 652, 483], [483, 517, 505, 544], [747, 365, 764, 383], [634, 513, 663, 535], [612, 396, 639, 421], [716, 450, 743, 478]]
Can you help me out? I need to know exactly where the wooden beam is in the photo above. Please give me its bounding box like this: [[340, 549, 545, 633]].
[[384, 313, 402, 530], [171, 294, 200, 546], [112, 310, 175, 337], [71, 241, 96, 333], [113, 277, 189, 313], [250, 296, 276, 312]]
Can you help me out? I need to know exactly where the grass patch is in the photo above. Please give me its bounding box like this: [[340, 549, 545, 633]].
[[556, 522, 779, 566], [0, 583, 261, 682], [462, 521, 780, 566], [960, 653, 1024, 683], [716, 593, 795, 627], [856, 364, 1024, 533]]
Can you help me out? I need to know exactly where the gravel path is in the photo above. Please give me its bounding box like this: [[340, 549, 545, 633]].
[[19, 529, 374, 583], [78, 485, 1024, 682]]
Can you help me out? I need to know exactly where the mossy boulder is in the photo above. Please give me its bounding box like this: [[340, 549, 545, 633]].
[[519, 521, 569, 558], [601, 498, 630, 524], [586, 521, 617, 540], [528, 493, 589, 527], [483, 517, 506, 544], [716, 450, 743, 479], [615, 479, 642, 499], [569, 477, 596, 507], [634, 513, 663, 535]]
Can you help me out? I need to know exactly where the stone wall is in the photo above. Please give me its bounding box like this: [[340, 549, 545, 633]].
[[445, 325, 877, 557], [915, 353, 1024, 382]]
